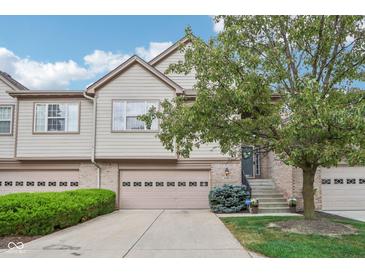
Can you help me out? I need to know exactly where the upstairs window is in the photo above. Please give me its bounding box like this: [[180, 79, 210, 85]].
[[112, 100, 159, 131], [34, 103, 79, 133], [0, 105, 13, 135]]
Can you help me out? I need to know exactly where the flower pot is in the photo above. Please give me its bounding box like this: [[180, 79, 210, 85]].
[[289, 206, 297, 213], [250, 206, 259, 214]]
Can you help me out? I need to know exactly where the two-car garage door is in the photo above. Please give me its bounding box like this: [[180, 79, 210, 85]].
[[119, 170, 210, 209], [321, 167, 365, 210]]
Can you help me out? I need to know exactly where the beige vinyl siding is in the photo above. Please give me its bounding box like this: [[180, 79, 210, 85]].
[[95, 63, 176, 158], [0, 79, 16, 159], [189, 143, 228, 159], [16, 98, 92, 158], [154, 46, 196, 89]]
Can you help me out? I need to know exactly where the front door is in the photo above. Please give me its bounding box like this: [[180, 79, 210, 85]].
[[242, 146, 254, 178]]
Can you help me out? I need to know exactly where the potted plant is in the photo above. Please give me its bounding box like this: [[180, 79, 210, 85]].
[[249, 198, 259, 214], [288, 197, 297, 213]]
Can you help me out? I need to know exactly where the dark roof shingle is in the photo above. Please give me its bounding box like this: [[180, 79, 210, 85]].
[[0, 71, 28, 90]]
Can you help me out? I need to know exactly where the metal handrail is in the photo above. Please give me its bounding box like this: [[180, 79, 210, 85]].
[[241, 171, 252, 198]]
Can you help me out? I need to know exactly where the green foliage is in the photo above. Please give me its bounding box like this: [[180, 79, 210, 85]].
[[0, 189, 116, 236], [208, 184, 248, 213]]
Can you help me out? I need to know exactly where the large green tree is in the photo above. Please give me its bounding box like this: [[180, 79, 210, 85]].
[[141, 16, 365, 219]]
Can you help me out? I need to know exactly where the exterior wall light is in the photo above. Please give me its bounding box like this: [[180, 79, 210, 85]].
[[225, 167, 230, 177]]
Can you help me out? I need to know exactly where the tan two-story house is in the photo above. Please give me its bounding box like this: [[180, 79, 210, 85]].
[[1, 37, 364, 211]]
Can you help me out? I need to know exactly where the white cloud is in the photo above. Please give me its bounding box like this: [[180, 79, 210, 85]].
[[0, 40, 172, 90], [0, 48, 130, 90], [0, 47, 110, 89], [212, 16, 224, 33], [135, 42, 173, 61], [84, 50, 130, 74]]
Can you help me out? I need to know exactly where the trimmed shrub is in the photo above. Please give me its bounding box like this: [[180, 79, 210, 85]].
[[209, 184, 248, 213], [0, 189, 115, 236]]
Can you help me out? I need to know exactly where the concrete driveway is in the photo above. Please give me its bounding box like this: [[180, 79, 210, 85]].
[[323, 211, 365, 222], [0, 210, 254, 258]]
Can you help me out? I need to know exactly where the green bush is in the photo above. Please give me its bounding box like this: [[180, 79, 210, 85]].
[[209, 184, 248, 213], [0, 189, 115, 236]]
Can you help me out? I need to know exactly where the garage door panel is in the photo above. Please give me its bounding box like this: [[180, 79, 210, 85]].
[[322, 166, 365, 210], [120, 169, 210, 209], [0, 170, 79, 195]]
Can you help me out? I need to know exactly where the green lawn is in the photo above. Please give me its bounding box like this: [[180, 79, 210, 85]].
[[221, 215, 365, 258]]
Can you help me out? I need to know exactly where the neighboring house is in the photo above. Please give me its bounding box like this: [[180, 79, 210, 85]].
[[0, 37, 364, 211]]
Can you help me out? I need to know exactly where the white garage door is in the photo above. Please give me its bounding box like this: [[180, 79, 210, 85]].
[[0, 170, 80, 195], [119, 169, 210, 209], [321, 166, 365, 210]]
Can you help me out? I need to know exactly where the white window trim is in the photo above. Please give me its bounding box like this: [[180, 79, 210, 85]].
[[0, 104, 14, 136], [33, 102, 80, 134], [112, 99, 159, 132]]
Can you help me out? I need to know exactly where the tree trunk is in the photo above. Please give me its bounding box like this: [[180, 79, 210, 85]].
[[302, 167, 317, 220]]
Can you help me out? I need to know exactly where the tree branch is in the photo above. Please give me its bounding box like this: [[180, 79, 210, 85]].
[[312, 16, 325, 79], [323, 17, 346, 92]]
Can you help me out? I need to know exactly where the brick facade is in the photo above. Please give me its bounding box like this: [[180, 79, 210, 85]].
[[269, 153, 322, 210], [210, 161, 241, 187]]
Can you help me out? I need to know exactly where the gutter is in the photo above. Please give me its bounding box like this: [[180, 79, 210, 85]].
[[83, 91, 101, 189]]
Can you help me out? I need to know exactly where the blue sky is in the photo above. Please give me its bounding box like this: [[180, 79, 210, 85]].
[[0, 16, 218, 90]]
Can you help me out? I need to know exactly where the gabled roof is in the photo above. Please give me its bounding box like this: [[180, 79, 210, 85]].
[[0, 71, 28, 90], [149, 36, 190, 66], [87, 55, 183, 94]]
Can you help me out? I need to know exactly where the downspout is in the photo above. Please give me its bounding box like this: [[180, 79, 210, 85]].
[[83, 90, 101, 189]]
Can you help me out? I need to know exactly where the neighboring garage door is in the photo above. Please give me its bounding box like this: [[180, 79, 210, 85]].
[[119, 169, 210, 209], [0, 170, 80, 195], [321, 166, 365, 210]]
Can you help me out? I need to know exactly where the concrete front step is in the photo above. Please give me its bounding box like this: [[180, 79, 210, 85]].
[[259, 202, 288, 207], [250, 183, 275, 187], [254, 194, 283, 199], [248, 179, 274, 183], [248, 178, 289, 213], [249, 179, 275, 186], [252, 191, 282, 196], [251, 187, 276, 191], [259, 207, 291, 213], [258, 198, 287, 203], [251, 185, 276, 188], [251, 188, 281, 192]]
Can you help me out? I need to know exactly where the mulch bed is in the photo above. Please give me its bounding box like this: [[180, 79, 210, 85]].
[[268, 218, 357, 236], [0, 236, 40, 249]]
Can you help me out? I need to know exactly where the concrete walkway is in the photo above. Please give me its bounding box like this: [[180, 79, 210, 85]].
[[0, 210, 253, 258], [322, 211, 365, 222]]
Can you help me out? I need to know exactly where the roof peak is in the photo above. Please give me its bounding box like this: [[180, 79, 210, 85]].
[[149, 36, 191, 66], [86, 54, 183, 93], [0, 70, 28, 90]]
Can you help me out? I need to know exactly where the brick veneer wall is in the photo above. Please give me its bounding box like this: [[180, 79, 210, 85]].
[[210, 161, 241, 187], [269, 153, 322, 210], [258, 152, 271, 179]]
